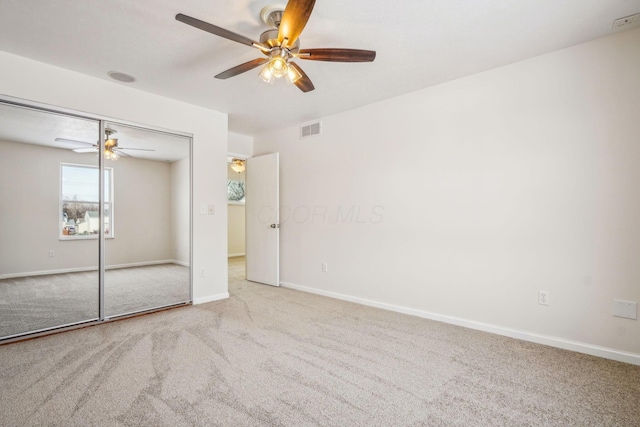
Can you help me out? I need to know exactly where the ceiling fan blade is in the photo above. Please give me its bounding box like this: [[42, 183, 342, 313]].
[[116, 150, 132, 158], [116, 147, 156, 152], [175, 13, 267, 50], [278, 0, 316, 47], [215, 58, 270, 80], [55, 137, 94, 147], [289, 62, 314, 93], [73, 147, 98, 153], [299, 48, 376, 62]]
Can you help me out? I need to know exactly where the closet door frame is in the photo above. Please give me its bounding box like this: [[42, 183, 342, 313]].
[[0, 95, 193, 343]]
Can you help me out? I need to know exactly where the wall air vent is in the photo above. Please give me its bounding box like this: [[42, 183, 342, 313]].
[[300, 121, 321, 139]]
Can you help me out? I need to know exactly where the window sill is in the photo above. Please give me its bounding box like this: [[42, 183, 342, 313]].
[[228, 201, 245, 205], [59, 235, 115, 241]]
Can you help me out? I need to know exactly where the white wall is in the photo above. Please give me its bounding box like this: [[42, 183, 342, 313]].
[[106, 154, 173, 266], [0, 140, 99, 274], [227, 167, 246, 182], [171, 157, 190, 265], [0, 51, 229, 302], [0, 140, 176, 275], [227, 204, 245, 257], [253, 28, 640, 362], [228, 132, 253, 158]]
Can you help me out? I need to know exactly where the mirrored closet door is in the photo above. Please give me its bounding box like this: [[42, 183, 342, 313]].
[[0, 103, 101, 338], [102, 121, 191, 318], [0, 100, 192, 341]]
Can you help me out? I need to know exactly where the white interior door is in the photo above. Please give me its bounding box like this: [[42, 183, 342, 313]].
[[246, 153, 279, 286]]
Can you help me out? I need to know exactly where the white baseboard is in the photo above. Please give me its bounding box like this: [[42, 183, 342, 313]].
[[193, 292, 229, 305], [0, 267, 96, 279], [280, 281, 640, 366], [108, 260, 181, 270], [228, 253, 245, 258], [0, 260, 187, 280]]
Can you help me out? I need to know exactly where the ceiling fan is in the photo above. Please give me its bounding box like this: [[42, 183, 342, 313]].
[[55, 128, 155, 160], [176, 0, 376, 92]]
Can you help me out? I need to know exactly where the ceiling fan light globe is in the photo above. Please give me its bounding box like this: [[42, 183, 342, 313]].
[[230, 163, 245, 173], [259, 64, 276, 84], [230, 159, 246, 173], [268, 57, 288, 78], [286, 64, 303, 84], [104, 149, 118, 161]]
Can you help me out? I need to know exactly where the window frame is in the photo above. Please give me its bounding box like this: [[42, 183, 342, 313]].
[[59, 163, 114, 240]]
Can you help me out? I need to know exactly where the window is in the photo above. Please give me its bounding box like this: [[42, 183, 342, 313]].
[[227, 180, 245, 203], [60, 164, 113, 239]]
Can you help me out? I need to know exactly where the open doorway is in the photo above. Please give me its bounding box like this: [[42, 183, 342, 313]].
[[227, 151, 280, 287], [227, 155, 246, 282]]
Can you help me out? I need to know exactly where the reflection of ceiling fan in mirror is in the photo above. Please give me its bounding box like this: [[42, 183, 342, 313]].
[[55, 128, 155, 160]]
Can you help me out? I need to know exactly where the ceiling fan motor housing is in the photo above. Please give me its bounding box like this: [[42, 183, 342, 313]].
[[260, 5, 286, 28], [259, 29, 300, 53]]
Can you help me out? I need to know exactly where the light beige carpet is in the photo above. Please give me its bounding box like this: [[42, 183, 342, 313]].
[[0, 263, 190, 338], [0, 257, 638, 426]]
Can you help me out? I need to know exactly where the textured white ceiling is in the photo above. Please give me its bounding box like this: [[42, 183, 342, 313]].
[[0, 0, 639, 136], [0, 103, 190, 162]]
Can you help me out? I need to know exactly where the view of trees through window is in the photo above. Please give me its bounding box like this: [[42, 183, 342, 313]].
[[60, 164, 113, 238], [227, 180, 245, 202]]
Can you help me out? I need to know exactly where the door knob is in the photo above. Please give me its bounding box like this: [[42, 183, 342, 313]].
[[270, 224, 280, 228]]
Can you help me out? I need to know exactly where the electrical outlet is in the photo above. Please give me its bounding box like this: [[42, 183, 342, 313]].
[[199, 204, 207, 215], [322, 263, 328, 272], [538, 290, 549, 306], [208, 205, 215, 215], [200, 268, 205, 277], [49, 250, 55, 258]]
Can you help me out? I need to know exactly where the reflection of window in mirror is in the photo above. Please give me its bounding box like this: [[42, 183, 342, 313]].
[[227, 180, 245, 204], [60, 164, 113, 239]]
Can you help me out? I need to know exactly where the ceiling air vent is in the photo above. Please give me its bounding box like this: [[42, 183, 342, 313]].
[[300, 121, 321, 139]]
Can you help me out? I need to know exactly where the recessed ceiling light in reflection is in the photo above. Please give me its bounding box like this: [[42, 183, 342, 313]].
[[107, 71, 136, 83]]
